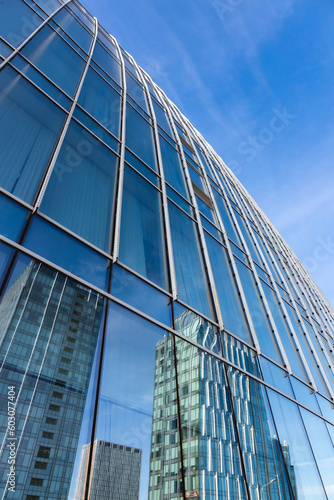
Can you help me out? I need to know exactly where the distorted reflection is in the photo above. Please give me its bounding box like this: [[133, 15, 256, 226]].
[[0, 257, 104, 499]]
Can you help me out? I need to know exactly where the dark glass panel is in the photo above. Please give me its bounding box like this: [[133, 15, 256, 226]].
[[52, 4, 94, 52], [126, 72, 147, 111], [40, 120, 118, 251], [111, 264, 172, 326], [119, 166, 167, 289], [168, 202, 212, 319], [212, 189, 242, 246], [152, 100, 172, 136], [24, 217, 109, 290], [0, 194, 28, 242], [0, 66, 66, 204], [124, 149, 158, 186]]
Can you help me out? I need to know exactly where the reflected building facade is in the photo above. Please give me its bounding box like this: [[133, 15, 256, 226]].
[[0, 1, 334, 499]]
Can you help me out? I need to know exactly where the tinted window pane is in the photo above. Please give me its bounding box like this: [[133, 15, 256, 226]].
[[152, 100, 172, 135], [0, 0, 44, 48], [0, 66, 65, 204], [159, 136, 188, 198], [77, 67, 121, 138], [111, 264, 171, 325], [0, 194, 28, 241], [41, 121, 118, 251], [92, 38, 121, 84], [52, 5, 93, 52], [21, 24, 85, 97], [126, 72, 147, 111], [168, 202, 212, 318], [119, 166, 167, 288], [125, 105, 157, 171], [24, 217, 109, 290], [205, 235, 252, 345], [94, 303, 182, 500]]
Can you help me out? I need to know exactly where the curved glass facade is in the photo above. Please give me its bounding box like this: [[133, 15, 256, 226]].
[[0, 1, 333, 499]]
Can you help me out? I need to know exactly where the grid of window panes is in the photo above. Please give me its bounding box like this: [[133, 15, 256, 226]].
[[0, 1, 333, 499]]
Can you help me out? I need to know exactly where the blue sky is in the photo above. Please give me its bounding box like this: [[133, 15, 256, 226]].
[[81, 0, 334, 306]]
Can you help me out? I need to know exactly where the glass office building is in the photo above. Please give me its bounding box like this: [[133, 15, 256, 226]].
[[0, 1, 333, 499]]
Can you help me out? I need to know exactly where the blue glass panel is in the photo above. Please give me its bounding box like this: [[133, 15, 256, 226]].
[[195, 145, 214, 180], [200, 215, 220, 239], [73, 109, 119, 153], [168, 202, 212, 318], [33, 0, 61, 15], [96, 302, 180, 499], [0, 66, 66, 204], [212, 189, 242, 246], [230, 241, 248, 264], [11, 54, 71, 109], [152, 100, 172, 135], [52, 5, 93, 52], [96, 28, 119, 62], [0, 194, 28, 241], [188, 165, 204, 189], [166, 186, 191, 215], [290, 376, 320, 412], [0, 39, 12, 58], [196, 196, 214, 223], [260, 357, 294, 397], [159, 135, 188, 199], [0, 0, 44, 48], [24, 216, 108, 289], [21, 24, 85, 97], [124, 149, 158, 186], [174, 302, 221, 354], [235, 259, 284, 365], [0, 241, 14, 286], [111, 264, 171, 325], [119, 166, 167, 289], [126, 72, 147, 111], [268, 388, 328, 499], [125, 105, 157, 171], [40, 121, 118, 251], [205, 234, 252, 344], [91, 43, 121, 85], [222, 330, 261, 376], [77, 67, 121, 138]]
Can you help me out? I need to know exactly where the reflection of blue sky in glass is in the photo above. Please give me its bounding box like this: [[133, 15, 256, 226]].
[[96, 301, 169, 499]]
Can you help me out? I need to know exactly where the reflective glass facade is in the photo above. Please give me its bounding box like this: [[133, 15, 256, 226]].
[[0, 2, 334, 499]]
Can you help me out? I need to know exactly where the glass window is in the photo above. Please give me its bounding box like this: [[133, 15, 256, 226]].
[[222, 330, 260, 376], [168, 202, 212, 319], [21, 24, 85, 97], [267, 388, 327, 499], [0, 241, 14, 286], [0, 253, 105, 499], [212, 189, 241, 246], [94, 302, 182, 500], [0, 194, 28, 242], [52, 4, 94, 52], [119, 166, 167, 289], [126, 72, 147, 111], [235, 259, 283, 363], [77, 67, 121, 138], [260, 357, 294, 397], [159, 136, 188, 199], [124, 149, 158, 186], [111, 264, 171, 325], [24, 216, 109, 290], [125, 105, 157, 171], [40, 120, 118, 251], [0, 0, 44, 48], [0, 66, 66, 204], [227, 368, 296, 500], [205, 235, 252, 345], [152, 100, 172, 136]]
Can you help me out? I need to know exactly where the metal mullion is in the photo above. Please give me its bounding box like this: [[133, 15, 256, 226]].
[[110, 35, 126, 262], [0, 0, 74, 71], [1, 232, 334, 424], [130, 59, 178, 301], [0, 188, 33, 211], [163, 105, 223, 328], [33, 16, 98, 211]]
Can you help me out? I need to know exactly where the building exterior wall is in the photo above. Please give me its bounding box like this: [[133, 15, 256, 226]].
[[0, 1, 333, 499]]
